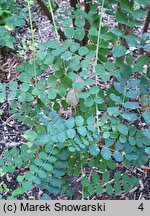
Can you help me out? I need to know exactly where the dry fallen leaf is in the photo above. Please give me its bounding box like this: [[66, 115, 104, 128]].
[[66, 88, 79, 106]]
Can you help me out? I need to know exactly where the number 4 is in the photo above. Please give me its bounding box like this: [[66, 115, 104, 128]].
[[138, 203, 144, 211]]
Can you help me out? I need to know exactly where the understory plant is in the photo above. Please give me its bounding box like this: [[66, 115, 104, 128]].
[[0, 0, 150, 199], [0, 0, 26, 49]]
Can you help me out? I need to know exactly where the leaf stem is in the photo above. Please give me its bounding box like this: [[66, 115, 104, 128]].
[[81, 162, 85, 200], [27, 0, 37, 85], [94, 0, 105, 133], [48, 0, 59, 42]]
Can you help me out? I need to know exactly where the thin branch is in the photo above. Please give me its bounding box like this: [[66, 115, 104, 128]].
[[94, 0, 105, 134], [143, 6, 150, 34]]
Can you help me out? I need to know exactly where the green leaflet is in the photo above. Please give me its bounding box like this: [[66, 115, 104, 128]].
[[112, 45, 127, 57], [117, 123, 128, 135], [101, 148, 112, 160]]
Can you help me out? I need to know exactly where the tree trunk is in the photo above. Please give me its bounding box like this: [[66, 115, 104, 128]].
[[143, 6, 150, 34], [70, 0, 78, 9], [139, 6, 150, 54], [36, 0, 66, 41], [117, 0, 134, 60], [82, 0, 92, 45]]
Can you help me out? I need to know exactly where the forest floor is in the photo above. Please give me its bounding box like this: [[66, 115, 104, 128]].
[[0, 0, 150, 200]]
